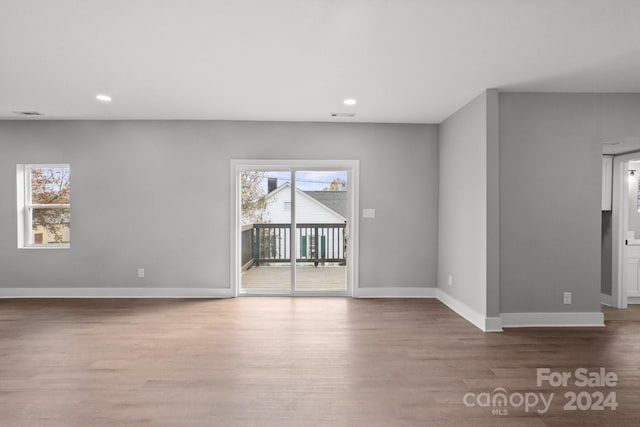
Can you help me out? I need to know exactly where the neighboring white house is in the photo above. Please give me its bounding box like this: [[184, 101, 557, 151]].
[[245, 183, 347, 263], [260, 182, 346, 224]]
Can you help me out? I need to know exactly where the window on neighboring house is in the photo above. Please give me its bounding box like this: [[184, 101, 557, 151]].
[[284, 201, 291, 211], [17, 164, 71, 248]]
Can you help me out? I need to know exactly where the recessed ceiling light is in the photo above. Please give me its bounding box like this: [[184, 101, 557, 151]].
[[96, 94, 112, 102], [343, 98, 357, 106]]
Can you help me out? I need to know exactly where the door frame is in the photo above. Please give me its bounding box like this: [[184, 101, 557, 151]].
[[230, 159, 359, 297], [611, 153, 640, 309]]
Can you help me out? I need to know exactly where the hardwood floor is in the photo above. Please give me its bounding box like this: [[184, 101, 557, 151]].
[[603, 304, 640, 321], [0, 298, 638, 426]]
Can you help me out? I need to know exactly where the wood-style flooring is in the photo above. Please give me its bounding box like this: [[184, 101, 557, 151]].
[[603, 303, 640, 321], [0, 298, 638, 426]]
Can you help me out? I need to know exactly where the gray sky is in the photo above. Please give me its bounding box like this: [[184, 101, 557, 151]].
[[261, 170, 347, 191]]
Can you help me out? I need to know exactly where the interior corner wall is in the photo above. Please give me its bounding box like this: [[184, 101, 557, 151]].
[[0, 121, 438, 291], [438, 91, 489, 316], [499, 93, 640, 313]]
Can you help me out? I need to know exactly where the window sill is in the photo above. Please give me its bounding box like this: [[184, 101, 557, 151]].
[[19, 245, 71, 250]]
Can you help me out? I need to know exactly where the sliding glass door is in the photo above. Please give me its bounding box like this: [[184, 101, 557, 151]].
[[294, 170, 347, 292], [238, 166, 350, 295]]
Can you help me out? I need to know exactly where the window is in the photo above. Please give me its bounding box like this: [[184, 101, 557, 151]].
[[17, 164, 70, 248]]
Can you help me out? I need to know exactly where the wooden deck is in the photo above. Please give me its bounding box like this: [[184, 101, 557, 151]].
[[241, 264, 346, 291]]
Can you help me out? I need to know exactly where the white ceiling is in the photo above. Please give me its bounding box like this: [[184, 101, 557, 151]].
[[2, 0, 640, 123], [603, 137, 640, 155]]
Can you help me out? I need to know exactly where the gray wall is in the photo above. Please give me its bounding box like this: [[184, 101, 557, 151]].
[[438, 91, 489, 316], [499, 93, 640, 313], [485, 90, 500, 318], [0, 121, 438, 290]]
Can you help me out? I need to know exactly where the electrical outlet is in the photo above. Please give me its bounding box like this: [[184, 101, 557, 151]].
[[448, 275, 453, 286], [563, 292, 572, 305], [138, 268, 145, 278], [362, 209, 376, 218]]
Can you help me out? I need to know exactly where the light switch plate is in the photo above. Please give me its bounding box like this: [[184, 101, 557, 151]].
[[362, 209, 376, 218]]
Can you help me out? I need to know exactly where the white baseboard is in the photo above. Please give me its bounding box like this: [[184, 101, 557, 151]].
[[501, 312, 605, 328], [627, 296, 640, 304], [0, 287, 234, 298], [600, 293, 613, 306], [435, 289, 502, 332], [355, 287, 437, 298], [484, 316, 504, 332]]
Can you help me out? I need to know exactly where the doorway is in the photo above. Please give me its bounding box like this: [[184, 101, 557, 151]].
[[230, 160, 359, 296], [611, 154, 640, 308]]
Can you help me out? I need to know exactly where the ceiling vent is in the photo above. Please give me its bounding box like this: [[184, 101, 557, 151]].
[[12, 111, 44, 116], [331, 112, 356, 118]]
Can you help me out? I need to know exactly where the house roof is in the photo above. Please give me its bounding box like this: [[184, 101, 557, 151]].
[[263, 183, 346, 221], [304, 191, 347, 218]]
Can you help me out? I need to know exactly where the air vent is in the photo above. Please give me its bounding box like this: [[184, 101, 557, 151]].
[[13, 111, 44, 116], [331, 112, 356, 118], [603, 140, 621, 145]]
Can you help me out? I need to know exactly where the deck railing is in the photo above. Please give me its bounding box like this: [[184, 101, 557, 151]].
[[243, 223, 346, 267], [241, 224, 255, 269]]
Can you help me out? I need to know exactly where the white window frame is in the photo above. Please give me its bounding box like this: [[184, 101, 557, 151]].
[[17, 163, 71, 249]]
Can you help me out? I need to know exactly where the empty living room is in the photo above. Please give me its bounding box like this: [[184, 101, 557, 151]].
[[2, 1, 640, 426]]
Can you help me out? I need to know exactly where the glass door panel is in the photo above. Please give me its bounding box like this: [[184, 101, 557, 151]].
[[294, 170, 348, 292], [240, 170, 292, 293]]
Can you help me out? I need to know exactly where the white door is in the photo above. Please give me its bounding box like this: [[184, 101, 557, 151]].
[[624, 244, 640, 300]]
